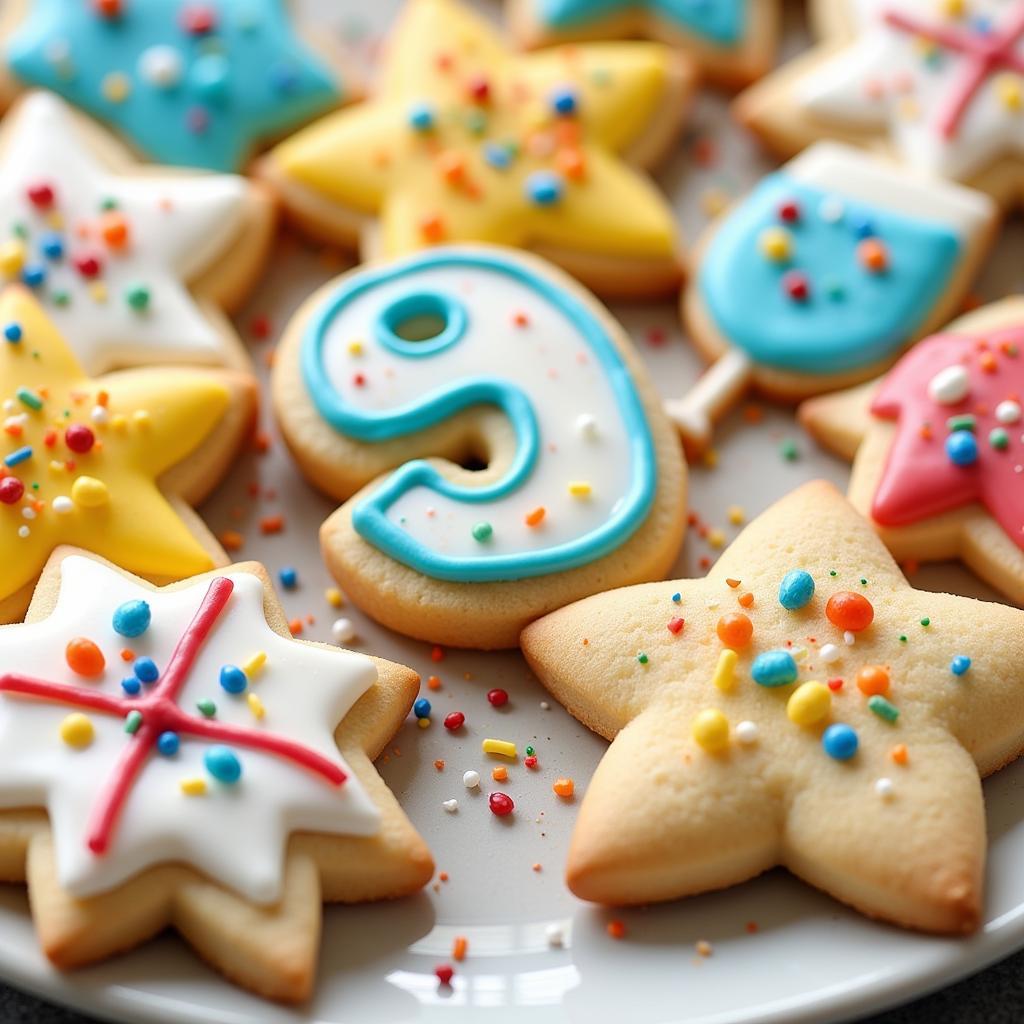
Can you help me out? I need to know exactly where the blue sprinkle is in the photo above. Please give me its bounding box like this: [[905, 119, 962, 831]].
[[112, 599, 151, 638], [40, 233, 64, 261], [3, 322, 22, 344], [278, 566, 298, 589], [4, 446, 32, 467], [219, 664, 247, 694], [853, 216, 875, 239], [133, 656, 159, 684], [413, 697, 432, 719], [951, 655, 972, 676], [751, 650, 799, 687], [157, 731, 180, 756], [483, 142, 512, 170], [671, 592, 681, 603], [204, 745, 242, 784], [408, 101, 436, 132], [268, 60, 299, 93], [525, 170, 564, 206], [822, 723, 859, 761], [550, 86, 578, 115], [120, 676, 141, 696], [945, 430, 978, 466], [778, 569, 815, 611], [21, 263, 45, 288]]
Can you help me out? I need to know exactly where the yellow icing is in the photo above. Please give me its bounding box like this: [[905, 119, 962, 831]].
[[272, 0, 678, 259], [0, 287, 231, 599]]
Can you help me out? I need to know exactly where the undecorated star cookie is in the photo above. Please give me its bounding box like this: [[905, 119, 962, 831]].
[[0, 548, 432, 1002], [0, 92, 275, 374], [522, 481, 1024, 933], [259, 0, 693, 299], [801, 298, 1024, 606], [734, 0, 1024, 206], [508, 0, 782, 89], [0, 285, 256, 622]]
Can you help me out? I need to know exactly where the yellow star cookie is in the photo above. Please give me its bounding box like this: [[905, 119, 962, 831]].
[[522, 481, 1024, 933], [259, 0, 692, 298], [0, 286, 256, 621]]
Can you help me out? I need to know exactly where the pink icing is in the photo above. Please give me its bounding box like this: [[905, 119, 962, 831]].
[[870, 328, 1024, 548]]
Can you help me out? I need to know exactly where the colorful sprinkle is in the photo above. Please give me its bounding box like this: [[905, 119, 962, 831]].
[[692, 708, 730, 753], [219, 664, 247, 694], [712, 648, 738, 692], [66, 637, 105, 677], [482, 738, 517, 758], [778, 569, 815, 610], [414, 698, 432, 719], [204, 745, 242, 784], [112, 599, 151, 638], [855, 665, 890, 697], [133, 656, 159, 684], [553, 777, 575, 798], [951, 655, 972, 676], [488, 791, 514, 816], [825, 592, 874, 632], [487, 688, 508, 707], [751, 650, 798, 688], [59, 712, 94, 749], [867, 694, 900, 723], [716, 612, 753, 650], [822, 723, 858, 761]]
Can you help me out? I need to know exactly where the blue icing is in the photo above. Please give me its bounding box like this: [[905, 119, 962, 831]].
[[698, 173, 963, 374], [539, 0, 746, 45], [301, 250, 658, 583], [5, 0, 340, 172]]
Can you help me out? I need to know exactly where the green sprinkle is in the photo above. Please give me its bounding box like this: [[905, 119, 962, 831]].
[[465, 110, 487, 135], [946, 414, 976, 433], [125, 284, 150, 311], [920, 617, 930, 627], [526, 745, 535, 756], [196, 698, 217, 718], [100, 196, 118, 211], [990, 427, 1010, 451], [898, 634, 907, 643], [829, 569, 837, 577], [637, 652, 649, 665], [780, 439, 799, 462], [124, 709, 143, 734], [471, 521, 493, 542], [12, 222, 27, 239], [859, 578, 868, 586], [867, 695, 900, 723], [824, 279, 845, 301], [16, 387, 42, 410], [52, 290, 71, 307]]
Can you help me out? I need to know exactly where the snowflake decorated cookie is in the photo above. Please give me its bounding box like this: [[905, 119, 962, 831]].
[[507, 0, 782, 88], [801, 297, 1024, 606], [0, 0, 344, 172], [258, 0, 693, 299], [667, 142, 996, 454], [272, 245, 686, 649], [0, 92, 274, 374], [521, 480, 1024, 932], [0, 284, 256, 622], [0, 548, 431, 1001], [735, 0, 1024, 205]]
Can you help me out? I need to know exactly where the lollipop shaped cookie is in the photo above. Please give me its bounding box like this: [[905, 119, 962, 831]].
[[667, 142, 996, 453], [273, 245, 686, 649], [802, 297, 1024, 606]]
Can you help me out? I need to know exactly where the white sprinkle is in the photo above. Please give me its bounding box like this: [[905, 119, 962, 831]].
[[819, 642, 841, 664], [874, 777, 895, 800], [844, 630, 856, 646], [4, 414, 26, 431], [442, 799, 459, 813], [540, 700, 550, 710], [1, 400, 13, 414], [90, 404, 110, 425], [926, 364, 970, 406], [17, 525, 29, 539], [330, 617, 356, 644], [735, 720, 759, 745], [51, 496, 73, 514], [21, 506, 35, 520], [706, 598, 719, 610], [575, 413, 598, 440], [137, 44, 182, 88], [545, 923, 566, 948], [995, 400, 1022, 425], [462, 770, 480, 789], [818, 196, 845, 223]]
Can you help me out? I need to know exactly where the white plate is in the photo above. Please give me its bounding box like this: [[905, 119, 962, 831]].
[[4, 2, 1024, 1022]]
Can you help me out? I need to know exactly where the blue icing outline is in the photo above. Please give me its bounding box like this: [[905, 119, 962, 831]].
[[538, 0, 746, 45], [301, 250, 658, 583], [698, 173, 963, 374], [6, 0, 340, 172]]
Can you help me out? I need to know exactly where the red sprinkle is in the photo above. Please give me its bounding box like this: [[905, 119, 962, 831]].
[[524, 755, 538, 769], [65, 423, 95, 454], [179, 3, 217, 33], [782, 270, 810, 302], [487, 688, 508, 707], [73, 252, 103, 278], [431, 646, 445, 662], [488, 792, 514, 816], [827, 677, 844, 691], [443, 711, 465, 731], [435, 964, 454, 986], [26, 181, 55, 208], [667, 616, 685, 635], [778, 199, 801, 223], [0, 476, 24, 504]]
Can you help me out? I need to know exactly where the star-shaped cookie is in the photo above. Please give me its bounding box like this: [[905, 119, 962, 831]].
[[801, 298, 1024, 607], [259, 0, 692, 298], [522, 480, 1024, 933], [0, 549, 432, 1002], [508, 0, 781, 88], [0, 285, 256, 622], [0, 92, 273, 374], [1, 0, 344, 172], [735, 0, 1024, 205]]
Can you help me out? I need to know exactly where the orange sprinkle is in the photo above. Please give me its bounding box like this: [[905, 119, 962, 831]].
[[439, 871, 449, 882], [219, 529, 244, 552], [96, 389, 109, 408], [891, 744, 909, 765], [745, 921, 759, 934], [259, 515, 284, 535], [65, 638, 104, 677], [99, 211, 129, 248], [856, 664, 890, 696], [857, 237, 888, 273], [980, 351, 997, 373], [427, 675, 442, 690], [525, 506, 546, 527], [532, 862, 542, 872], [452, 936, 468, 961], [433, 759, 445, 771], [742, 404, 764, 424], [553, 777, 574, 798], [512, 311, 529, 327], [420, 213, 446, 242], [120, 648, 135, 662], [716, 612, 753, 650], [492, 765, 508, 782], [738, 592, 754, 608], [253, 430, 271, 453], [288, 618, 303, 636], [725, 578, 741, 589], [555, 147, 586, 180], [607, 919, 627, 940]]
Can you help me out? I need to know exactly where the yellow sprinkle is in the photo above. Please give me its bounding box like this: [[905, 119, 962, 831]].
[[247, 692, 265, 720], [180, 777, 207, 796], [45, 211, 65, 231], [0, 240, 26, 278], [59, 712, 94, 749], [347, 339, 364, 356], [482, 737, 517, 758], [325, 587, 344, 608], [417, 717, 430, 729], [692, 709, 730, 754], [243, 650, 267, 678], [712, 649, 738, 692], [727, 505, 745, 525], [71, 475, 110, 508], [567, 481, 592, 498], [133, 409, 151, 428], [110, 413, 128, 431], [88, 281, 108, 303], [758, 226, 792, 262], [787, 681, 832, 727], [696, 939, 714, 958], [996, 73, 1022, 111], [49, 460, 65, 473], [707, 527, 726, 549], [101, 71, 131, 102]]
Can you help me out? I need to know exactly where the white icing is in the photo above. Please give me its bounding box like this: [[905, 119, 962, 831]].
[[0, 556, 380, 904], [319, 263, 638, 563], [0, 93, 247, 374], [798, 0, 1024, 180], [927, 363, 971, 404], [997, 399, 1022, 423], [786, 142, 995, 232]]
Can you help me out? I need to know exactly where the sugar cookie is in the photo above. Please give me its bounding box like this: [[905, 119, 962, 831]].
[[0, 0, 345, 172], [273, 245, 686, 649], [259, 0, 693, 299], [0, 91, 274, 374], [734, 0, 1024, 205], [0, 548, 432, 1002], [0, 285, 256, 623], [667, 142, 996, 454], [801, 298, 1024, 606], [521, 480, 1024, 933], [508, 0, 781, 89]]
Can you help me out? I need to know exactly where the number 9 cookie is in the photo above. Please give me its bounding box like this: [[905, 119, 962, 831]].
[[273, 246, 686, 649]]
